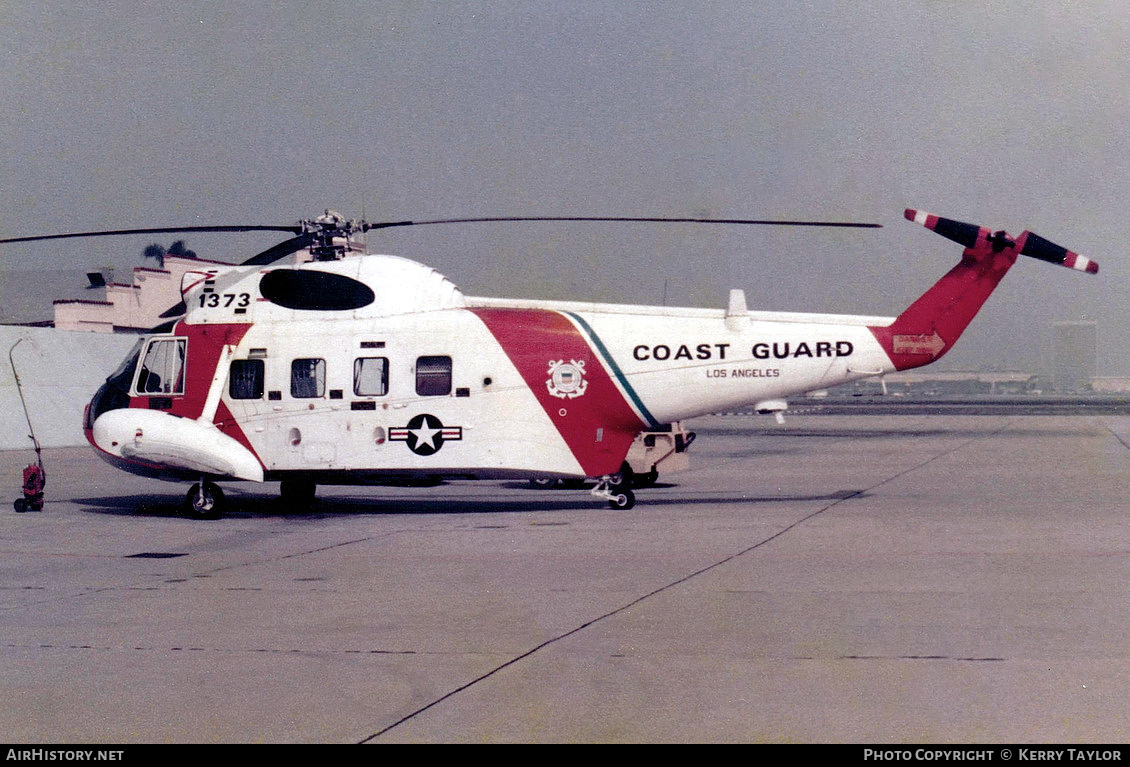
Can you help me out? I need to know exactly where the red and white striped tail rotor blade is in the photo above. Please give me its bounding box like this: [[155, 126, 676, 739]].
[[1018, 231, 1098, 275], [904, 208, 988, 249]]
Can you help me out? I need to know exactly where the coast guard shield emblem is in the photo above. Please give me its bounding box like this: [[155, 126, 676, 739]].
[[546, 359, 588, 399]]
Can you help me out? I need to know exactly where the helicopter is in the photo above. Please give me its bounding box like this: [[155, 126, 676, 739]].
[[0, 208, 1097, 517]]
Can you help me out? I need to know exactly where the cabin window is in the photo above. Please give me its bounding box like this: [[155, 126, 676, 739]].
[[135, 338, 186, 395], [291, 358, 326, 398], [230, 359, 265, 399], [353, 357, 389, 396], [416, 355, 452, 396]]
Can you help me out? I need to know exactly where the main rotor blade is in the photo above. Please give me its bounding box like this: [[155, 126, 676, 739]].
[[157, 300, 188, 319], [0, 224, 303, 246], [240, 233, 316, 266], [363, 216, 882, 231], [1, 214, 881, 271]]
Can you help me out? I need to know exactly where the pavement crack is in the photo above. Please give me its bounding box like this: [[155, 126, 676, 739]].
[[1102, 421, 1130, 452], [841, 654, 1006, 662]]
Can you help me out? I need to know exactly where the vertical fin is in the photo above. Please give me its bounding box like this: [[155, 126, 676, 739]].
[[870, 210, 1015, 371]]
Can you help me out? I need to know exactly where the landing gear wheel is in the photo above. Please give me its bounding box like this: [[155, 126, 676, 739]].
[[14, 498, 27, 513], [280, 478, 317, 509], [591, 472, 638, 510], [184, 481, 224, 520], [608, 488, 636, 510], [528, 477, 559, 489]]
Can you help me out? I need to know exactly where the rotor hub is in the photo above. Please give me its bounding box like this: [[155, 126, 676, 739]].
[[301, 209, 364, 261]]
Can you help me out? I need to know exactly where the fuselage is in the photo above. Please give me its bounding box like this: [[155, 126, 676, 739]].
[[84, 253, 902, 484]]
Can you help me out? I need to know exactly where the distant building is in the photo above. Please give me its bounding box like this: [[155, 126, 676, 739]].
[[53, 255, 230, 333], [835, 370, 1038, 397], [1051, 321, 1097, 392], [1091, 377, 1130, 393]]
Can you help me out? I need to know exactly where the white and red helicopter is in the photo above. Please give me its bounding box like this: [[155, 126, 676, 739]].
[[1, 208, 1097, 517]]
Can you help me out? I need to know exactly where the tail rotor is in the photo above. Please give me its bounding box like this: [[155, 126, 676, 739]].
[[904, 208, 1098, 274]]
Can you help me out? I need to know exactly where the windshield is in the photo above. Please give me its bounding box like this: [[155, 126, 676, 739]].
[[86, 339, 143, 426]]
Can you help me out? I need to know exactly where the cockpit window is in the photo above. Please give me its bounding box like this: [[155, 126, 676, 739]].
[[135, 338, 187, 395], [87, 340, 143, 426], [109, 339, 144, 383]]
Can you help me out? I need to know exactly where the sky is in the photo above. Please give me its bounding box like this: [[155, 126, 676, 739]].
[[0, 1, 1127, 374]]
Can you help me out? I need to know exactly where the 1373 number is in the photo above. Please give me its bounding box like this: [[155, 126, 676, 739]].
[[198, 292, 251, 309]]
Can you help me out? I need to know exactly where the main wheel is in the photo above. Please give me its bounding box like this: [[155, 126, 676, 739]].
[[184, 481, 224, 520], [608, 488, 635, 510], [14, 498, 27, 513], [528, 477, 559, 489]]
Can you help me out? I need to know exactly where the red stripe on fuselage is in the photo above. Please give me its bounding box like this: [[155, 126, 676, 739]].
[[162, 322, 252, 419], [212, 399, 262, 468], [126, 327, 237, 414], [127, 322, 263, 468], [470, 308, 645, 477]]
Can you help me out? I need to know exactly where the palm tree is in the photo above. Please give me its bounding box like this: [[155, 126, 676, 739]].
[[142, 240, 196, 269], [142, 243, 166, 268], [166, 240, 197, 260]]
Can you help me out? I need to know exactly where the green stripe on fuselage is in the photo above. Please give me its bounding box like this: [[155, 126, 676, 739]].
[[563, 311, 660, 429]]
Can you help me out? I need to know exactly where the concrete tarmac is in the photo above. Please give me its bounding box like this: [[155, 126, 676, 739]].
[[2, 414, 1129, 743]]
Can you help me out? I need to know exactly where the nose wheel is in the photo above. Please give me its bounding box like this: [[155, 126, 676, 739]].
[[184, 480, 225, 520]]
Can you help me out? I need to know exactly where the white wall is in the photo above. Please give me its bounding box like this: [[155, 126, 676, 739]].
[[0, 326, 138, 450]]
